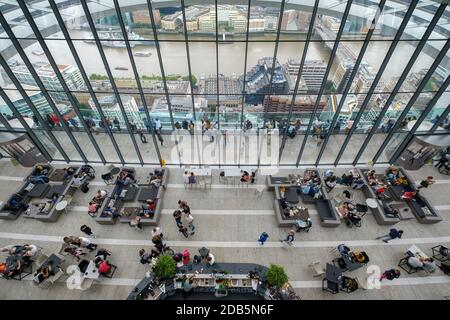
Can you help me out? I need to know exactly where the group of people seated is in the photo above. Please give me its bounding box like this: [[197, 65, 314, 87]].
[[3, 192, 28, 213], [338, 169, 365, 189], [88, 189, 108, 216], [336, 244, 369, 267], [0, 244, 37, 279], [300, 170, 322, 199], [366, 169, 391, 200], [93, 249, 113, 275], [323, 170, 337, 192], [336, 191, 363, 227], [140, 199, 157, 218], [184, 171, 197, 185], [406, 255, 437, 273]]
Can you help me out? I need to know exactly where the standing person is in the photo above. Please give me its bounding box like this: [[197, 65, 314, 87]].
[[186, 213, 195, 235], [46, 114, 55, 129], [80, 225, 95, 238], [155, 118, 162, 134], [151, 227, 163, 240], [280, 230, 295, 246], [130, 216, 142, 231], [129, 119, 137, 133], [156, 132, 164, 146], [380, 269, 401, 281], [138, 129, 147, 143], [152, 234, 164, 252], [376, 228, 404, 243], [32, 114, 40, 127], [178, 225, 189, 238], [417, 176, 435, 189], [222, 130, 228, 146], [173, 210, 183, 227], [113, 117, 120, 131], [188, 121, 195, 135], [51, 114, 60, 127], [258, 232, 269, 245], [178, 200, 190, 215]]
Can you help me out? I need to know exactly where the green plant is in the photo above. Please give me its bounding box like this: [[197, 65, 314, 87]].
[[154, 254, 176, 279], [266, 264, 288, 288]]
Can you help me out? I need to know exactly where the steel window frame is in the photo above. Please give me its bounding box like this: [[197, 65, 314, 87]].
[[352, 2, 447, 166], [372, 38, 450, 164], [48, 0, 125, 164], [315, 0, 387, 165], [19, 1, 107, 164], [0, 55, 69, 162], [81, 0, 144, 165], [389, 73, 450, 164], [0, 86, 52, 161], [113, 0, 163, 164], [295, 0, 354, 167], [278, 0, 320, 163], [0, 11, 87, 162], [332, 1, 418, 166]]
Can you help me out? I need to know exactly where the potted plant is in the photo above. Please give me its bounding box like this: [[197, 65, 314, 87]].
[[266, 264, 289, 289], [154, 254, 176, 280]]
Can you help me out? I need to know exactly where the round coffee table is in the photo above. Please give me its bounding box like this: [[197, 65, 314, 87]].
[[55, 200, 68, 214], [365, 198, 378, 209]]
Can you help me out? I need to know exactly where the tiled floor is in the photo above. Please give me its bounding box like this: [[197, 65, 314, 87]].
[[0, 159, 449, 300]]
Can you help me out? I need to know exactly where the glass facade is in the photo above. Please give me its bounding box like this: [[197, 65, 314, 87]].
[[0, 0, 448, 166]]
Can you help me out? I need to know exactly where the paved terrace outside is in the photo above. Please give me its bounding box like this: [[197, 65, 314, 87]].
[[0, 160, 449, 300]]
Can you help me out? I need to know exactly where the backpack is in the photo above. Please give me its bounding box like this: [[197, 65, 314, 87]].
[[80, 182, 89, 193]]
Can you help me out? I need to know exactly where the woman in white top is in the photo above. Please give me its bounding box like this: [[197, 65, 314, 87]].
[[151, 227, 162, 239], [207, 253, 215, 265], [23, 244, 38, 257]]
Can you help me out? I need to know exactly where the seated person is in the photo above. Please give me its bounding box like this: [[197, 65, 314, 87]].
[[49, 193, 60, 206], [421, 258, 436, 273], [6, 260, 22, 278], [96, 259, 112, 275], [351, 177, 365, 189], [72, 174, 85, 188], [101, 207, 120, 219], [22, 244, 38, 262], [382, 203, 400, 218], [406, 256, 424, 269], [366, 170, 376, 180], [240, 171, 251, 183], [116, 171, 134, 186], [337, 203, 349, 218], [93, 248, 112, 264], [402, 191, 417, 201], [63, 167, 77, 180], [337, 244, 350, 256], [0, 245, 23, 256], [340, 173, 354, 186], [188, 172, 196, 184], [324, 176, 337, 191], [439, 246, 449, 257], [4, 194, 27, 212], [386, 166, 399, 178], [342, 190, 352, 202], [352, 251, 367, 264], [93, 190, 107, 204], [29, 175, 49, 184], [34, 263, 55, 284], [141, 200, 157, 217], [88, 202, 99, 215], [149, 175, 162, 187], [393, 176, 409, 186]]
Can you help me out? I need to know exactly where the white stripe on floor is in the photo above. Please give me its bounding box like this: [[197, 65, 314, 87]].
[[0, 232, 449, 249], [0, 176, 23, 182]]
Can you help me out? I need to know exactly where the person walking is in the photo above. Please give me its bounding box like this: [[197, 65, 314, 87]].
[[155, 118, 162, 134], [186, 213, 195, 235], [376, 228, 404, 243], [151, 227, 163, 240], [156, 132, 164, 146], [113, 117, 121, 131], [178, 225, 189, 238], [152, 234, 163, 252], [280, 230, 295, 246], [138, 129, 147, 143], [173, 210, 183, 228], [80, 225, 95, 238], [258, 232, 269, 245], [380, 269, 401, 281], [417, 176, 435, 189]]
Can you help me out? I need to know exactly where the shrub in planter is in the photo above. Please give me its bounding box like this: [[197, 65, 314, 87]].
[[266, 264, 289, 288], [154, 254, 177, 279]]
